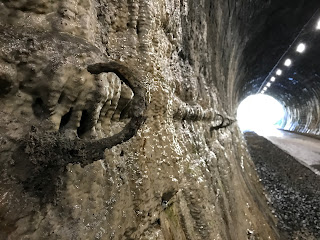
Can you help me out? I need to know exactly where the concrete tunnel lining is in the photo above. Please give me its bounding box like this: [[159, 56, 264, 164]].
[[236, 3, 320, 135]]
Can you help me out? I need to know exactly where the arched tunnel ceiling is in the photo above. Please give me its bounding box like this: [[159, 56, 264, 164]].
[[236, 1, 320, 133], [238, 1, 320, 98]]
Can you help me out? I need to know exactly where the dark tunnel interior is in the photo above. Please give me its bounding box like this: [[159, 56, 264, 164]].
[[235, 1, 320, 135]]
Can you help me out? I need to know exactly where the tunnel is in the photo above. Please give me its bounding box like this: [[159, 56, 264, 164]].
[[0, 0, 320, 239], [237, 3, 320, 135]]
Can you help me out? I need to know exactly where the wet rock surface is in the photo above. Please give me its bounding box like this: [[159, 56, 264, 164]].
[[0, 0, 280, 239], [245, 132, 320, 239], [3, 0, 319, 239]]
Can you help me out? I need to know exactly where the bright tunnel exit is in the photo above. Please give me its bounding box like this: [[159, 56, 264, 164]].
[[237, 94, 286, 132]]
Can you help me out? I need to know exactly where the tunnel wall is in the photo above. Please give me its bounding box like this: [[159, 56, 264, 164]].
[[282, 94, 320, 134], [0, 0, 285, 239], [234, 1, 320, 137]]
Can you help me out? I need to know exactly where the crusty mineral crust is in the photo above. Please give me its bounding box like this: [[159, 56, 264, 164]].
[[0, 1, 278, 239]]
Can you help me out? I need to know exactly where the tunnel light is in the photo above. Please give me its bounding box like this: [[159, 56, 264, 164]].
[[261, 91, 265, 94], [317, 20, 320, 30], [266, 82, 271, 87], [284, 59, 292, 67], [237, 94, 285, 132], [296, 43, 306, 53], [271, 77, 276, 82], [276, 69, 282, 76], [263, 87, 267, 91]]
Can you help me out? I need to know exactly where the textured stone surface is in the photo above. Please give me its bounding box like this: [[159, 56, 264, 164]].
[[0, 0, 282, 239]]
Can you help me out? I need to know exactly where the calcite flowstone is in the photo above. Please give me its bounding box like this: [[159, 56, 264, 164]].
[[0, 0, 278, 239]]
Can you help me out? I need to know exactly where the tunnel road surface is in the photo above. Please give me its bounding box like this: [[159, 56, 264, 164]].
[[256, 128, 320, 175], [244, 131, 320, 239]]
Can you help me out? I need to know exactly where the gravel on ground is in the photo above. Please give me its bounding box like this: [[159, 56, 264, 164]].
[[244, 132, 320, 240]]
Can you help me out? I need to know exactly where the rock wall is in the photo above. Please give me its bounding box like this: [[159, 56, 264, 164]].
[[0, 0, 278, 239]]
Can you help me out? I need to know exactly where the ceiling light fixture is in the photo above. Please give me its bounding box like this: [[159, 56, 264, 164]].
[[263, 87, 267, 91], [296, 43, 306, 53], [317, 20, 320, 30], [266, 82, 271, 87], [276, 69, 282, 76], [271, 77, 276, 82], [284, 59, 292, 67]]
